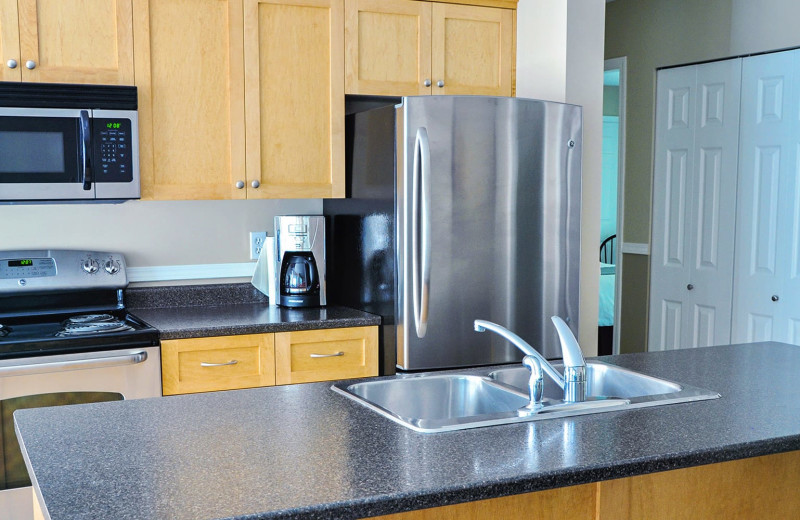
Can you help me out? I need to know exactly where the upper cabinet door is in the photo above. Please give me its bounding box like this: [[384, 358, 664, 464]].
[[133, 0, 246, 200], [345, 0, 431, 96], [244, 0, 345, 199], [431, 3, 513, 96], [17, 0, 134, 84], [0, 0, 21, 81]]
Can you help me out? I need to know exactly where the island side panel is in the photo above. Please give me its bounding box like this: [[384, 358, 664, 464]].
[[369, 450, 800, 520]]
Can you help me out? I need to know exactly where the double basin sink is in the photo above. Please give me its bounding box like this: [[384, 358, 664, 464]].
[[331, 361, 720, 433]]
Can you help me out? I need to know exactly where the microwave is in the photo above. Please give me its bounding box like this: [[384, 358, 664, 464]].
[[0, 82, 139, 202]]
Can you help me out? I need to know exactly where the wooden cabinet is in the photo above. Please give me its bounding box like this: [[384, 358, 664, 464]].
[[275, 326, 378, 384], [133, 0, 344, 200], [0, 0, 21, 82], [132, 0, 246, 200], [1, 0, 134, 84], [161, 326, 378, 395], [244, 0, 345, 199], [345, 0, 514, 96], [161, 333, 276, 395], [371, 450, 800, 520]]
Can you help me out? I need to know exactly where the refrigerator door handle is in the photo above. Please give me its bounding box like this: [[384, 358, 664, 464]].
[[412, 127, 432, 338]]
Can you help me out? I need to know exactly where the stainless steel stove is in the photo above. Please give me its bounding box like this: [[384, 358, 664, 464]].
[[0, 250, 161, 520]]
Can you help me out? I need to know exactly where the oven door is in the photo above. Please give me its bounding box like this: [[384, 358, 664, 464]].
[[0, 107, 92, 201], [0, 346, 161, 519]]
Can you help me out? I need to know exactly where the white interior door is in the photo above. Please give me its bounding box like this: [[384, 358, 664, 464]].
[[650, 65, 696, 351], [732, 49, 800, 344], [649, 59, 741, 351], [686, 59, 740, 348]]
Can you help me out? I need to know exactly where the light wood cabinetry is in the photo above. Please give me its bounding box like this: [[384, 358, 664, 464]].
[[1, 0, 134, 84], [275, 326, 378, 384], [132, 0, 246, 200], [371, 450, 800, 520], [345, 0, 513, 96], [133, 0, 344, 200], [431, 3, 513, 96], [0, 0, 20, 81], [244, 0, 345, 199], [344, 0, 431, 96], [161, 333, 276, 395], [161, 326, 378, 395]]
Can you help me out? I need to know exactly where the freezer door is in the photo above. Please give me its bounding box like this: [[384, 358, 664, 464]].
[[396, 96, 581, 370]]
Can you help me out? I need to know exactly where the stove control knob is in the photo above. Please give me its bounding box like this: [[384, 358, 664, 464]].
[[104, 260, 121, 275], [82, 258, 99, 274]]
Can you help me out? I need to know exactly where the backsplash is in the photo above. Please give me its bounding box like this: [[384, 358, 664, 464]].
[[126, 283, 268, 309]]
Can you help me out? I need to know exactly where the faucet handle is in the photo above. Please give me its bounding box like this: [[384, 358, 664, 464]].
[[521, 355, 544, 410], [551, 316, 586, 368]]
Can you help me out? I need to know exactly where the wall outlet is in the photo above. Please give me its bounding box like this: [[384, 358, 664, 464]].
[[250, 231, 268, 260]]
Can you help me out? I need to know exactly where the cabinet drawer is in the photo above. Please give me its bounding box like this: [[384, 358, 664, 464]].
[[161, 334, 275, 395], [275, 326, 378, 384]]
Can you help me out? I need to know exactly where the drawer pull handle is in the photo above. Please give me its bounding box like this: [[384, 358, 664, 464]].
[[201, 360, 239, 367], [310, 352, 344, 358]]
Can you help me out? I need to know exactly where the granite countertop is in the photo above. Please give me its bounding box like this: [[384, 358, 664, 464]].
[[125, 284, 381, 339], [15, 342, 800, 520]]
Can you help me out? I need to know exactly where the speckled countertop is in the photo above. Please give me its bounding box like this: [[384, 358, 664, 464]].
[[125, 283, 381, 339], [14, 342, 800, 520]]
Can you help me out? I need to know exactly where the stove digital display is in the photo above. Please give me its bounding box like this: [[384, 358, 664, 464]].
[[0, 258, 56, 279]]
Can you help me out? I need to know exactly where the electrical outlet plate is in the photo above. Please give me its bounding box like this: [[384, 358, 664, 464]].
[[250, 231, 268, 260]]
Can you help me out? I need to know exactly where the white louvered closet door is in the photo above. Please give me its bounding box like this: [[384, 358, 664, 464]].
[[732, 49, 800, 345], [649, 59, 741, 351]]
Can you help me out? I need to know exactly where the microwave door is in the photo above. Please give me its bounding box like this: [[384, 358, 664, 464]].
[[0, 107, 94, 200], [92, 109, 139, 200]]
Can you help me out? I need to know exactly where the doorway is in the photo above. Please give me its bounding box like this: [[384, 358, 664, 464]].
[[600, 57, 626, 355]]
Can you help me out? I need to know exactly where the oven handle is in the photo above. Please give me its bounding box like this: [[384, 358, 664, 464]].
[[0, 351, 147, 377], [80, 109, 93, 191]]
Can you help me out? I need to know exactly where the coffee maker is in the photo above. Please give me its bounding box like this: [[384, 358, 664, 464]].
[[274, 215, 326, 307]]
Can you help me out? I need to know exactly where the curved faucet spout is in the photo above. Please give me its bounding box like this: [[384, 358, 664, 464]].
[[473, 319, 565, 388]]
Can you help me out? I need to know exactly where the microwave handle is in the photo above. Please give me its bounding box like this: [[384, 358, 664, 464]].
[[80, 110, 93, 191]]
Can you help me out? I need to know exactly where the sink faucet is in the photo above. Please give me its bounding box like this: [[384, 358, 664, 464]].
[[473, 317, 587, 404]]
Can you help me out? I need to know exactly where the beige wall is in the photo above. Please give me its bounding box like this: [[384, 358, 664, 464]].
[[730, 0, 800, 55], [0, 199, 320, 272], [517, 0, 606, 355], [605, 0, 800, 353]]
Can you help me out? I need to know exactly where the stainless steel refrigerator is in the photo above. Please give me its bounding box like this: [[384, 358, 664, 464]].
[[324, 95, 581, 373]]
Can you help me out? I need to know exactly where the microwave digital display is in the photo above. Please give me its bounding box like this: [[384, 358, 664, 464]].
[[8, 260, 33, 267]]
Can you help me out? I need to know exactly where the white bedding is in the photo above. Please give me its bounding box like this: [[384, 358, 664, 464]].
[[598, 263, 616, 327]]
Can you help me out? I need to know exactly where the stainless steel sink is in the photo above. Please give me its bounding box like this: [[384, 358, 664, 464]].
[[334, 375, 531, 432], [488, 360, 720, 407], [332, 361, 720, 433]]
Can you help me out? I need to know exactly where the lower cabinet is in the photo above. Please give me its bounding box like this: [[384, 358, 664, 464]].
[[369, 450, 800, 520], [275, 327, 379, 384], [161, 326, 377, 395]]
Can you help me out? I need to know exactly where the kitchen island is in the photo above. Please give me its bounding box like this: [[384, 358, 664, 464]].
[[14, 342, 800, 519]]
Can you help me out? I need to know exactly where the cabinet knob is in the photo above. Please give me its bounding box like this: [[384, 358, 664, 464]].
[[25, 60, 36, 70], [251, 180, 260, 189], [687, 284, 694, 290], [423, 79, 431, 87], [437, 80, 445, 88], [235, 180, 245, 189], [772, 295, 779, 302], [7, 59, 17, 69]]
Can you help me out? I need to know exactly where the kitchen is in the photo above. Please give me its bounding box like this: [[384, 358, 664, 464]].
[[4, 0, 800, 519]]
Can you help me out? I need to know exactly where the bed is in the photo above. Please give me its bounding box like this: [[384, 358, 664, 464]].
[[598, 235, 616, 355]]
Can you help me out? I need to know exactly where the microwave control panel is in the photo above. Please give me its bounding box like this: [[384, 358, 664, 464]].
[[92, 118, 133, 182]]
